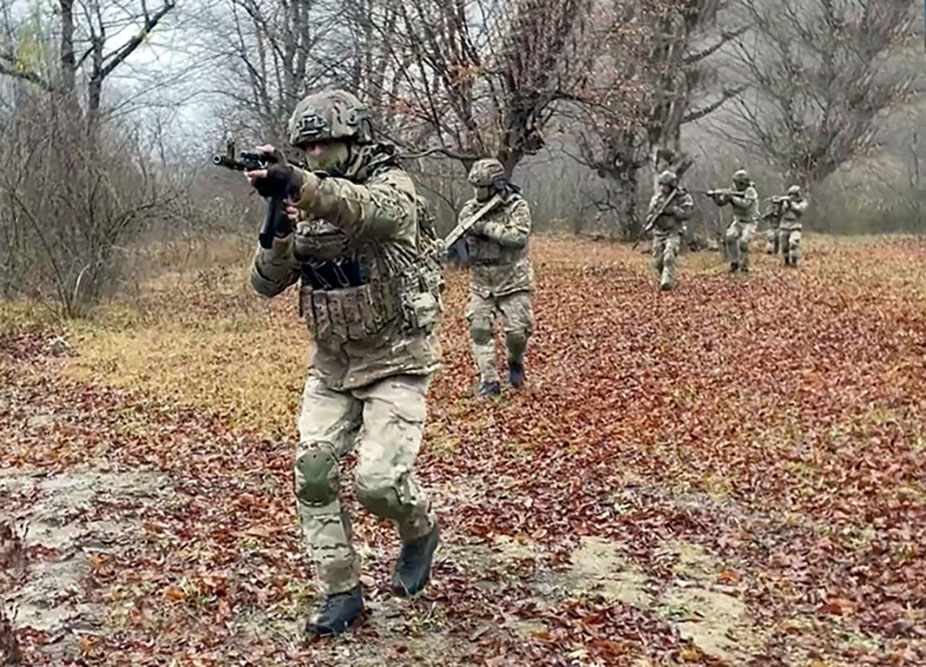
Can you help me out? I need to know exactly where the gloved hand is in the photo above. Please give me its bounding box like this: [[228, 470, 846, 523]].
[[469, 218, 489, 236], [246, 145, 306, 200]]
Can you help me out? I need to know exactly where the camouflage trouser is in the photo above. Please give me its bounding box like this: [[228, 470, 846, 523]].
[[725, 220, 756, 270], [779, 227, 802, 266], [294, 372, 436, 595], [652, 232, 681, 289], [465, 290, 533, 385], [765, 224, 780, 254]]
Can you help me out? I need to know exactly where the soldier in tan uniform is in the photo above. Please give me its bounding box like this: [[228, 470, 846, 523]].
[[778, 185, 809, 267], [647, 170, 694, 291], [245, 90, 442, 637], [460, 159, 533, 397], [710, 169, 759, 273]]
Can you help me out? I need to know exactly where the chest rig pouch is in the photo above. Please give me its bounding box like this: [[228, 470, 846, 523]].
[[295, 227, 441, 346]]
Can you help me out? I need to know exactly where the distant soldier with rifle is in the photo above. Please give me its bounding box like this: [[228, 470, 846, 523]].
[[775, 185, 809, 267], [762, 195, 785, 255], [231, 89, 443, 638], [644, 170, 693, 291], [458, 158, 533, 397], [705, 169, 759, 273]]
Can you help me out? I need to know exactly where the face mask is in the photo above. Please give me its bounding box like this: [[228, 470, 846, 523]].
[[661, 184, 673, 195], [303, 141, 350, 174], [474, 186, 493, 202]]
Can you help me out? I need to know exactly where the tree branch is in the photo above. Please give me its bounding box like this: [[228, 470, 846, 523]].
[[98, 0, 177, 82], [682, 85, 747, 124]]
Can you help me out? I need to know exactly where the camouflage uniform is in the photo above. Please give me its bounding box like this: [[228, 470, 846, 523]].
[[249, 91, 441, 600], [461, 159, 533, 393], [765, 209, 781, 254], [778, 185, 808, 267], [647, 171, 694, 290], [712, 169, 759, 272]]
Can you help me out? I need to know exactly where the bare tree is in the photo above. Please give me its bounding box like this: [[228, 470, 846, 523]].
[[195, 0, 339, 144], [360, 0, 595, 174], [0, 0, 178, 127], [724, 0, 917, 190], [0, 1, 181, 314], [570, 0, 745, 238]]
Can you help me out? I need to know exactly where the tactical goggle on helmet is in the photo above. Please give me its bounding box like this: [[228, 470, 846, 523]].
[[288, 89, 374, 147], [468, 158, 506, 187]]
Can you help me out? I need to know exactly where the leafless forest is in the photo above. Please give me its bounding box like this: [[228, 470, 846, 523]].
[[3, 3, 926, 665], [0, 0, 921, 315]]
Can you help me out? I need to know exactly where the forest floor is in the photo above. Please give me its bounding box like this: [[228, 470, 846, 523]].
[[2, 235, 925, 666]]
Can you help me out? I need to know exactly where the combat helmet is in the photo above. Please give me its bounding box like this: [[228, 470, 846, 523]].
[[288, 90, 373, 147], [733, 169, 750, 184], [468, 158, 506, 187], [787, 184, 801, 195], [658, 170, 678, 187]]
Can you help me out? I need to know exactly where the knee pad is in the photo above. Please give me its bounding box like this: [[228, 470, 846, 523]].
[[354, 472, 406, 521], [505, 330, 528, 358], [294, 442, 339, 506], [470, 323, 493, 346]]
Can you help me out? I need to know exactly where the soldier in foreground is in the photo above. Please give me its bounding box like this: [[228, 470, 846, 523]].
[[708, 169, 759, 273], [646, 170, 694, 291], [777, 185, 809, 267], [244, 89, 442, 637], [460, 158, 533, 397]]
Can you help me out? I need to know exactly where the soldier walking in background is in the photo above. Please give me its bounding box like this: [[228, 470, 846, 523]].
[[646, 170, 694, 291], [708, 169, 759, 273], [460, 158, 534, 397], [764, 199, 782, 255], [778, 185, 809, 267], [245, 89, 442, 637]]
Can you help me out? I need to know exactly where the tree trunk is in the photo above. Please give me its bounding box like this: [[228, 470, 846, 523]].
[[600, 165, 640, 241], [59, 0, 76, 92]]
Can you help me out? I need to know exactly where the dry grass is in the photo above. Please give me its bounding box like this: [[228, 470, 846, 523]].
[[64, 233, 926, 433]]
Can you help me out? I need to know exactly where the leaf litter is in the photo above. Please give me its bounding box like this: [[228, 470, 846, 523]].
[[1, 236, 926, 665]]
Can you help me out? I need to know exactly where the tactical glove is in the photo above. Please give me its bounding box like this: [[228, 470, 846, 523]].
[[251, 147, 306, 200]]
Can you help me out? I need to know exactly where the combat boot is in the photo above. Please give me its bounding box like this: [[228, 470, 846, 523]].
[[392, 523, 440, 597], [508, 361, 525, 389], [660, 282, 673, 291], [477, 380, 500, 397], [729, 262, 739, 273], [304, 584, 363, 637]]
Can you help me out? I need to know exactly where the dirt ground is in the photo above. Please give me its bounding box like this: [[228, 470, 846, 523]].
[[2, 236, 925, 665]]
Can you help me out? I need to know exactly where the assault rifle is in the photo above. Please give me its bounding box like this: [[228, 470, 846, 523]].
[[441, 174, 520, 251], [632, 188, 679, 250], [760, 195, 790, 221], [702, 188, 734, 198], [442, 193, 503, 250], [212, 145, 285, 250]]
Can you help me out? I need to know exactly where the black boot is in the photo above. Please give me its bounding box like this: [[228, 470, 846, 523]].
[[304, 585, 363, 637], [477, 380, 500, 397], [391, 524, 440, 597], [508, 361, 525, 389], [729, 262, 739, 273]]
